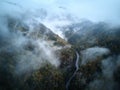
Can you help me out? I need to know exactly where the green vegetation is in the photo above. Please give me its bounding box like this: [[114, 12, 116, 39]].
[[24, 64, 66, 90], [0, 17, 120, 90]]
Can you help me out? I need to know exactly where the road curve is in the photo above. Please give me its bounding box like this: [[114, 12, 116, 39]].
[[66, 52, 80, 90]]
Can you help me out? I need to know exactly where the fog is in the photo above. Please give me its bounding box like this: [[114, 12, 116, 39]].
[[81, 47, 110, 65], [0, 14, 60, 75], [1, 0, 120, 38], [87, 55, 120, 90], [0, 0, 120, 90], [1, 0, 120, 23]]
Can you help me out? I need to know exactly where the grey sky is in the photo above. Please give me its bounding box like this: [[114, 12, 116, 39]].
[[0, 0, 120, 25]]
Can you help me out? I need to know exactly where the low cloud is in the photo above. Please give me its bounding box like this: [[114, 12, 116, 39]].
[[0, 14, 60, 76], [80, 47, 110, 65]]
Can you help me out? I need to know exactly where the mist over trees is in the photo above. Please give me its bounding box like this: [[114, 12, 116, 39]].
[[0, 0, 120, 90]]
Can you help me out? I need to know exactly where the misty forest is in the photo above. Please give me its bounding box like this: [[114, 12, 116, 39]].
[[0, 0, 120, 90]]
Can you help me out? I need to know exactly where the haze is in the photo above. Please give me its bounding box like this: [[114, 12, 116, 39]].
[[0, 0, 120, 25]]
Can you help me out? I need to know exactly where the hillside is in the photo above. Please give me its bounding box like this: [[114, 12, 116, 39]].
[[0, 16, 75, 90], [0, 16, 120, 90], [61, 21, 120, 53]]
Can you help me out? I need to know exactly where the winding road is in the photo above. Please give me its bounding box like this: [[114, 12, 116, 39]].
[[66, 51, 80, 90]]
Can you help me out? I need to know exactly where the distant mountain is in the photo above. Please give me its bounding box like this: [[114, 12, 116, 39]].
[[60, 20, 120, 53]]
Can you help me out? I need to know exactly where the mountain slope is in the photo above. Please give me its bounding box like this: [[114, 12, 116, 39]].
[[0, 15, 75, 90], [1, 16, 120, 90], [61, 21, 120, 53]]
